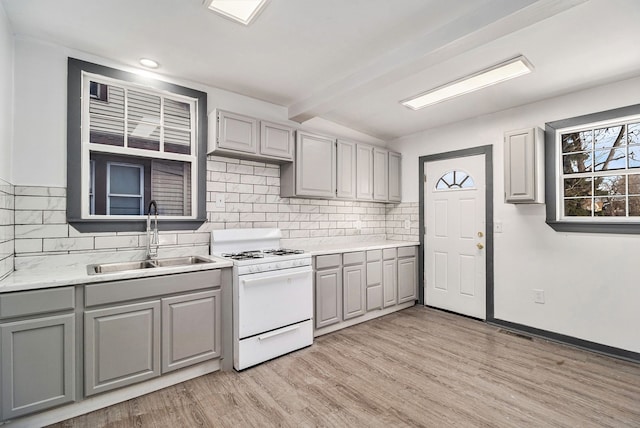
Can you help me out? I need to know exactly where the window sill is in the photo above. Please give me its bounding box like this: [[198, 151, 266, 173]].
[[68, 218, 207, 233], [546, 220, 640, 234]]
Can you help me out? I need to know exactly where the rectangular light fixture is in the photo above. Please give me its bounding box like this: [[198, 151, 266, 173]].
[[401, 56, 533, 110], [205, 0, 269, 26]]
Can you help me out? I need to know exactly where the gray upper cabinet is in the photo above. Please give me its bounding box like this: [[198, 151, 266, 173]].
[[388, 151, 402, 202], [336, 140, 357, 199], [217, 110, 258, 154], [162, 290, 221, 373], [397, 247, 418, 304], [281, 131, 336, 199], [504, 127, 544, 203], [356, 144, 374, 200], [373, 148, 388, 201], [260, 120, 294, 161], [85, 301, 161, 396], [211, 110, 294, 163], [1, 313, 75, 419]]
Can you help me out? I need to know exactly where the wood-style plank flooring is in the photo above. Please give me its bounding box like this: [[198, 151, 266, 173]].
[[49, 307, 640, 427]]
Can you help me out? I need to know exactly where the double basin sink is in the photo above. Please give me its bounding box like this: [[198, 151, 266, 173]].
[[87, 256, 215, 275]]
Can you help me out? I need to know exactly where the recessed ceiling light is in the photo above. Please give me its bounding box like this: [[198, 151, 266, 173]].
[[139, 58, 159, 69], [204, 0, 269, 26], [401, 56, 533, 110]]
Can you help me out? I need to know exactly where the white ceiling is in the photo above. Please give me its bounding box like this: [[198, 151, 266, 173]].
[[2, 0, 640, 140]]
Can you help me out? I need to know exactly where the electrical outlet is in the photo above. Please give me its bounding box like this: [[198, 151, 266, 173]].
[[215, 194, 225, 209], [533, 289, 545, 304], [494, 221, 503, 233], [404, 219, 410, 230], [355, 220, 362, 230]]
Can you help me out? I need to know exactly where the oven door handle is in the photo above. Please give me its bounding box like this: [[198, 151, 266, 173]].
[[241, 270, 311, 286], [258, 324, 301, 341]]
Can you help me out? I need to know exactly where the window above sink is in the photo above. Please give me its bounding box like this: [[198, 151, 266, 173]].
[[67, 58, 208, 232]]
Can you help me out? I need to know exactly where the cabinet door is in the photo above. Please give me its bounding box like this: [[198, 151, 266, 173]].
[[85, 301, 160, 396], [337, 140, 357, 199], [296, 132, 337, 198], [366, 259, 383, 311], [504, 128, 544, 203], [383, 258, 397, 308], [343, 264, 365, 320], [1, 314, 75, 419], [162, 290, 221, 373], [260, 120, 293, 160], [217, 110, 258, 154], [315, 268, 341, 328], [397, 257, 418, 303], [388, 151, 402, 202], [373, 148, 389, 201], [356, 144, 374, 200]]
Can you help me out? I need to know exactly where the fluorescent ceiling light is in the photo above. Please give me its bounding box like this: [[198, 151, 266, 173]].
[[401, 56, 533, 110], [205, 0, 269, 25], [139, 58, 159, 69]]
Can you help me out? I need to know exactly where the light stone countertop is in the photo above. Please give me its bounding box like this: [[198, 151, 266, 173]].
[[0, 256, 233, 293], [297, 240, 420, 256]]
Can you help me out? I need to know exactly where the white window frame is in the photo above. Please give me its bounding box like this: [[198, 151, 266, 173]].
[[106, 162, 144, 216], [80, 71, 198, 220], [556, 113, 640, 222]]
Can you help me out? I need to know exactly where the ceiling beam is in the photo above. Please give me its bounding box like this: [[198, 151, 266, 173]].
[[288, 0, 588, 124]]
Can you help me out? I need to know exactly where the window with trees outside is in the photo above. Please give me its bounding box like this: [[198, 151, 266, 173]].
[[546, 104, 640, 234]]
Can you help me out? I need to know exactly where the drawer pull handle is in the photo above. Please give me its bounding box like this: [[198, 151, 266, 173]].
[[258, 325, 300, 341], [242, 270, 310, 286]]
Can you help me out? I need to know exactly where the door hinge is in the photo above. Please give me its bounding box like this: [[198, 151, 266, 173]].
[[424, 175, 427, 182]]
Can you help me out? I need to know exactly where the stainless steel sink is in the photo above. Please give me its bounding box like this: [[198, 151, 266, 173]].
[[87, 256, 216, 275], [88, 260, 157, 275], [152, 256, 213, 267]]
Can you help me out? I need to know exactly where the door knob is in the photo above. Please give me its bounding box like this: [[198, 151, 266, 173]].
[[476, 243, 484, 250]]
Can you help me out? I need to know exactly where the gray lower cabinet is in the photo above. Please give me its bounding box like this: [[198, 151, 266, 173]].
[[397, 248, 418, 304], [366, 250, 383, 311], [1, 313, 75, 419], [162, 290, 221, 373], [314, 254, 342, 328], [383, 258, 397, 308], [84, 301, 161, 396], [315, 267, 342, 328], [342, 251, 366, 320]]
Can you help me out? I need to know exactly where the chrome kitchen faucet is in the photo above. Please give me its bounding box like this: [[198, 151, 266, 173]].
[[146, 200, 159, 260]]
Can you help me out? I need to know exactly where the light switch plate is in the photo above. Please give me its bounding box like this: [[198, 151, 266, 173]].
[[215, 194, 225, 209]]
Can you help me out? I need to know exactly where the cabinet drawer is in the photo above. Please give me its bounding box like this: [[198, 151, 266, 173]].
[[0, 287, 74, 319], [315, 254, 341, 270], [343, 251, 365, 266], [85, 270, 221, 307], [383, 248, 397, 260], [398, 246, 417, 258], [366, 249, 382, 262]]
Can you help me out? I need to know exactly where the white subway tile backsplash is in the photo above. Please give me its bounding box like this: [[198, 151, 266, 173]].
[[14, 210, 43, 225], [15, 195, 66, 211], [15, 224, 68, 239], [94, 235, 139, 250], [43, 237, 94, 252]]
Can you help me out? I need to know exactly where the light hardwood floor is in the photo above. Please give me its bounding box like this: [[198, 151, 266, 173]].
[[49, 306, 640, 427]]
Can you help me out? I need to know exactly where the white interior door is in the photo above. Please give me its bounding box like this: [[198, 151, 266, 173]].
[[425, 155, 486, 319]]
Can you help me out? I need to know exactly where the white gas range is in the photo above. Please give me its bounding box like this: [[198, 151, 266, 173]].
[[211, 228, 313, 370]]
